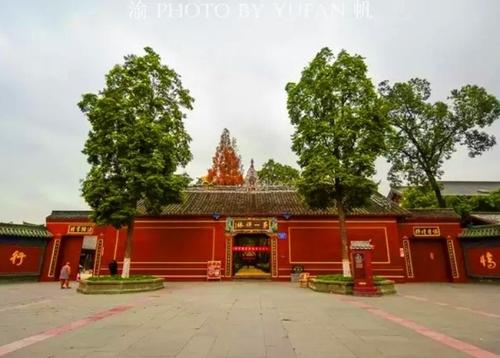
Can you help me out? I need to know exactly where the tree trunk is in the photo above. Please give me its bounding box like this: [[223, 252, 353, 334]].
[[337, 201, 352, 277], [121, 219, 134, 278], [428, 176, 446, 208]]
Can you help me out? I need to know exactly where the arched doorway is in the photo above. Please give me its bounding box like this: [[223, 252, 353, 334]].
[[233, 233, 270, 279]]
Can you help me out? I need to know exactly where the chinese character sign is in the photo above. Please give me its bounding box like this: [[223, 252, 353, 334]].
[[67, 224, 94, 235], [480, 252, 496, 270], [9, 250, 26, 266], [226, 218, 277, 233], [1, 245, 44, 274], [413, 227, 440, 237], [465, 247, 500, 277]]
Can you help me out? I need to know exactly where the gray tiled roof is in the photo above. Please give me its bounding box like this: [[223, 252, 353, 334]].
[[469, 212, 500, 225], [46, 211, 92, 221], [137, 186, 409, 217], [407, 208, 460, 220], [47, 187, 409, 219]]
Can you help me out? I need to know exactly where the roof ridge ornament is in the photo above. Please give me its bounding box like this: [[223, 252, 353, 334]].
[[245, 159, 258, 191]]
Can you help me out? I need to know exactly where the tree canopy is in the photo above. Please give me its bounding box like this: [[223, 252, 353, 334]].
[[401, 186, 500, 216], [79, 47, 193, 277], [206, 128, 244, 185], [380, 79, 500, 207], [257, 159, 300, 186], [286, 47, 388, 276]]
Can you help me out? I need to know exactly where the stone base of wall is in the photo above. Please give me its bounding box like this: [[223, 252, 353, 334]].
[[0, 274, 39, 283], [77, 277, 164, 294]]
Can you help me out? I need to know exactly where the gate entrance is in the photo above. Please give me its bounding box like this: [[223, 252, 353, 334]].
[[233, 233, 271, 279], [411, 239, 450, 282]]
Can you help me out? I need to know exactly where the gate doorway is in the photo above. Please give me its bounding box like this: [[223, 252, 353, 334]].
[[411, 239, 450, 282], [233, 233, 271, 279]]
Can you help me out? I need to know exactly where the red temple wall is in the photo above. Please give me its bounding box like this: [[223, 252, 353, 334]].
[[108, 219, 225, 280], [0, 242, 46, 277], [397, 221, 466, 283], [41, 215, 470, 283], [41, 221, 112, 281], [462, 239, 500, 279], [276, 218, 405, 281]]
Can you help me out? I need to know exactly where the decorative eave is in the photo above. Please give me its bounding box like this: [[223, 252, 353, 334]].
[[459, 224, 500, 239], [0, 222, 52, 239]]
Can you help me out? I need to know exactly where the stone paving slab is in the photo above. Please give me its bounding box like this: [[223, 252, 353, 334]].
[[0, 281, 499, 357]]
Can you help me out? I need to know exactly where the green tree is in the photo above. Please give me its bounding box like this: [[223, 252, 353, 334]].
[[286, 47, 388, 277], [79, 47, 193, 278], [401, 187, 438, 209], [401, 186, 500, 216], [380, 79, 500, 208], [257, 159, 300, 186]]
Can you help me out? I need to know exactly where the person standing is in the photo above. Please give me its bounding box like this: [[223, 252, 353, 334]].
[[59, 262, 71, 289], [108, 259, 118, 276]]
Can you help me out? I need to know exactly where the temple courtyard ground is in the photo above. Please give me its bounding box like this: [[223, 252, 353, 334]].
[[0, 281, 499, 358]]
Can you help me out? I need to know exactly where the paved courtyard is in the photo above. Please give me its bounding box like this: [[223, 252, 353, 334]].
[[0, 281, 499, 358]]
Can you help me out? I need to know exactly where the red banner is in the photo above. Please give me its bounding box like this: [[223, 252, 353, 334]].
[[232, 246, 270, 252]]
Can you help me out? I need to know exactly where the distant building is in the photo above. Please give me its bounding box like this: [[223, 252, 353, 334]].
[[388, 181, 500, 205]]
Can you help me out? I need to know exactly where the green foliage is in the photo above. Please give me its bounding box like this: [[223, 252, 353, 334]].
[[79, 47, 193, 228], [380, 79, 500, 207], [401, 187, 438, 208], [402, 187, 500, 216], [257, 159, 300, 186], [286, 47, 388, 210]]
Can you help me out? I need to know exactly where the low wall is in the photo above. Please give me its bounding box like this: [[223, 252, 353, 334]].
[[77, 277, 164, 294]]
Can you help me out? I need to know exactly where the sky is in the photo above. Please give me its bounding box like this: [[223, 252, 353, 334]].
[[1, 0, 499, 224]]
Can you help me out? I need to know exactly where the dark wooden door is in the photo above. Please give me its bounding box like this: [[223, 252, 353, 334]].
[[411, 239, 450, 282]]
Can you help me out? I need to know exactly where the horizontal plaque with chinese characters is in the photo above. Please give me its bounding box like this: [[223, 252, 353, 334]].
[[226, 217, 278, 233], [413, 226, 440, 237], [67, 224, 94, 235]]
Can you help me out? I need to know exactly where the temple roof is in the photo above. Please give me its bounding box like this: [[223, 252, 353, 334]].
[[403, 208, 460, 221], [468, 212, 500, 225], [47, 186, 409, 220], [137, 186, 409, 217], [0, 222, 52, 239]]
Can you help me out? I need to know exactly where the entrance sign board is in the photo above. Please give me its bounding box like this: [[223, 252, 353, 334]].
[[225, 217, 278, 233], [67, 224, 94, 235], [413, 226, 440, 237]]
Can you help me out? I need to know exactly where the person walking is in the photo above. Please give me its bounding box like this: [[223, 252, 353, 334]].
[[59, 262, 71, 289]]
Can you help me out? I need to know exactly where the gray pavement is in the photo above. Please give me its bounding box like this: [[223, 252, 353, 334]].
[[0, 281, 499, 357]]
